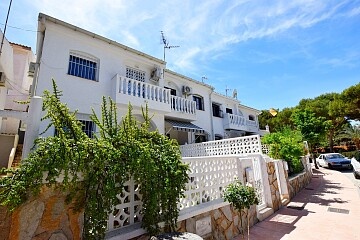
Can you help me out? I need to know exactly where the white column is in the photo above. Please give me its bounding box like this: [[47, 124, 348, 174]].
[[22, 96, 42, 159]]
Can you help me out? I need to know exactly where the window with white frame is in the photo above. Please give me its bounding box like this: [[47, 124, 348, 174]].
[[126, 67, 145, 82], [68, 52, 98, 81]]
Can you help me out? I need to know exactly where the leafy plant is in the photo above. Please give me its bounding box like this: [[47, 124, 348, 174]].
[[262, 127, 305, 174], [0, 80, 189, 239], [224, 179, 259, 240]]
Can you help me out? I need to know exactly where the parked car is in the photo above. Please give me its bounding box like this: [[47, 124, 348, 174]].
[[351, 157, 360, 179], [316, 153, 353, 170]]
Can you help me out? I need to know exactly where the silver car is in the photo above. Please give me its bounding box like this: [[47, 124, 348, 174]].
[[316, 153, 353, 170]]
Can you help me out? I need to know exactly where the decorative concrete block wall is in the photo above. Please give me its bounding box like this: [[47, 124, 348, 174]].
[[288, 171, 312, 199], [0, 186, 83, 240], [176, 204, 258, 240]]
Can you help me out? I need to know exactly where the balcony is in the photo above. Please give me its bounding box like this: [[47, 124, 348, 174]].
[[223, 113, 259, 133], [112, 74, 196, 119], [167, 95, 197, 121]]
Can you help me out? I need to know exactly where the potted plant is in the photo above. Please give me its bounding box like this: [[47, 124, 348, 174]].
[[224, 179, 259, 240]]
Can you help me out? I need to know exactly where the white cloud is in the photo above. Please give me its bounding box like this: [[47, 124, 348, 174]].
[[21, 0, 357, 75]]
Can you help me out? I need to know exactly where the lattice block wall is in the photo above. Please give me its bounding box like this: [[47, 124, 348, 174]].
[[181, 135, 262, 157]]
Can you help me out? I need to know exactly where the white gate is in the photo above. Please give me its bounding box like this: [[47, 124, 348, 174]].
[[252, 156, 266, 209]]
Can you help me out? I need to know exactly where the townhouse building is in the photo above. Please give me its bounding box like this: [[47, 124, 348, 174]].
[[0, 30, 35, 168], [1, 13, 267, 165], [31, 13, 264, 146]]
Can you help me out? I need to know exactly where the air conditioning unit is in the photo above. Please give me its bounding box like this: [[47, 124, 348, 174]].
[[28, 62, 36, 77], [182, 85, 192, 95], [0, 72, 5, 84], [150, 66, 161, 82]]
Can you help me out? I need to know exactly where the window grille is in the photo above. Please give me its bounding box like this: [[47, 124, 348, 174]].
[[126, 67, 145, 82], [80, 120, 95, 138], [68, 53, 98, 81]]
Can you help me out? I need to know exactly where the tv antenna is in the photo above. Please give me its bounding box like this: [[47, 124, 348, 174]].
[[201, 76, 207, 83], [225, 86, 232, 97], [161, 31, 179, 61]]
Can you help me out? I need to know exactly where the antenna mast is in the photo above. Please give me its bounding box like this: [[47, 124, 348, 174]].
[[225, 86, 232, 97], [161, 31, 179, 61]]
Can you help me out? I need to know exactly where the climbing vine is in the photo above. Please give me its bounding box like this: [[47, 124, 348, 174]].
[[0, 80, 189, 239]]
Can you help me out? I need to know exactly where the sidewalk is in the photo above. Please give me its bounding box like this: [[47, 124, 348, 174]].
[[234, 168, 360, 240]]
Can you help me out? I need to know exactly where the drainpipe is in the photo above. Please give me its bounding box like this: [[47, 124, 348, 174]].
[[31, 16, 46, 97], [209, 87, 215, 141]]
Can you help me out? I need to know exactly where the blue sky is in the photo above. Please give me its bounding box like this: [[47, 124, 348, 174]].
[[1, 0, 359, 111]]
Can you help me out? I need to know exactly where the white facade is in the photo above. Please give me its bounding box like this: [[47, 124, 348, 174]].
[[0, 32, 36, 167], [30, 13, 264, 149]]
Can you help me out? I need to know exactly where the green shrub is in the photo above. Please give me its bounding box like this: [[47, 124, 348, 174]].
[[342, 151, 360, 161], [224, 179, 259, 239], [262, 127, 305, 175]]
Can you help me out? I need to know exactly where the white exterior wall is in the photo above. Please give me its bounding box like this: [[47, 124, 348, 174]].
[[32, 14, 262, 145], [212, 93, 239, 138], [164, 70, 213, 142], [35, 20, 166, 137]]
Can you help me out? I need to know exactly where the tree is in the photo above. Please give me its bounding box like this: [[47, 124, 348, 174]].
[[338, 124, 360, 150], [297, 93, 349, 152], [224, 180, 259, 240], [261, 127, 305, 174], [291, 109, 328, 168], [341, 83, 360, 120], [0, 80, 189, 239], [258, 107, 295, 133]]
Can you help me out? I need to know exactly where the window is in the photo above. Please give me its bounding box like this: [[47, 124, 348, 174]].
[[193, 95, 204, 111], [212, 103, 223, 118], [249, 115, 255, 121], [226, 108, 233, 114], [126, 67, 145, 82], [54, 120, 95, 138], [80, 120, 95, 138], [165, 87, 177, 96], [195, 134, 207, 143], [215, 134, 223, 140], [68, 53, 98, 81]]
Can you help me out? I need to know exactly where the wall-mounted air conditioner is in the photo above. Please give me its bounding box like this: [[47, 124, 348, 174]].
[[150, 66, 161, 82], [182, 85, 192, 95], [0, 72, 5, 84], [28, 62, 36, 77]]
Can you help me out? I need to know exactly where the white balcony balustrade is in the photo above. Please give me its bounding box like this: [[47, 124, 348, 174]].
[[113, 75, 196, 118], [118, 75, 170, 103], [170, 95, 196, 115], [224, 113, 259, 132]]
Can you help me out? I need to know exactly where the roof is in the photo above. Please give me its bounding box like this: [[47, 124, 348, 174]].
[[165, 119, 205, 133], [10, 42, 32, 51], [164, 69, 214, 90], [38, 13, 165, 65]]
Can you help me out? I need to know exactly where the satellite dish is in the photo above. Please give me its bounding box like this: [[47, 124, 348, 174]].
[[232, 89, 238, 99]]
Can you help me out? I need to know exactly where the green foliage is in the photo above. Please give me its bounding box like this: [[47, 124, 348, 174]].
[[262, 128, 305, 174], [291, 109, 328, 151], [342, 151, 360, 161], [341, 83, 360, 121], [224, 179, 259, 238], [0, 80, 189, 239], [337, 124, 360, 150], [224, 180, 259, 211], [258, 108, 295, 132]]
